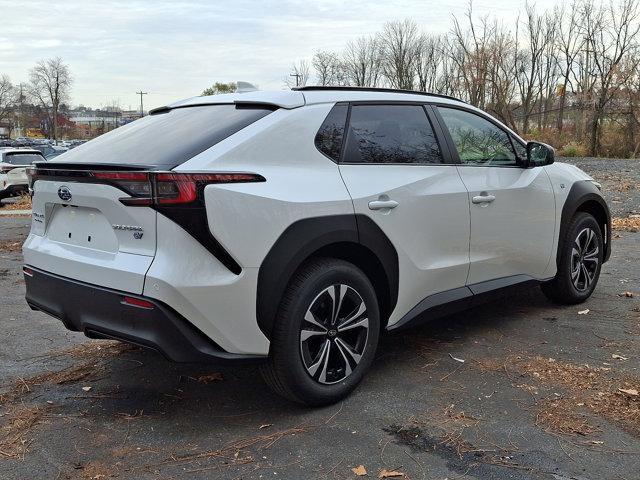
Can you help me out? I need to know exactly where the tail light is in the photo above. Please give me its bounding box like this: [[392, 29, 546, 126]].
[[27, 169, 265, 207], [154, 173, 264, 205]]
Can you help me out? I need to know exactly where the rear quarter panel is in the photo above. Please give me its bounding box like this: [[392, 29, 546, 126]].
[[176, 104, 355, 268]]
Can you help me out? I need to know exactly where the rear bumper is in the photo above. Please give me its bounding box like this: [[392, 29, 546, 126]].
[[24, 266, 266, 365]]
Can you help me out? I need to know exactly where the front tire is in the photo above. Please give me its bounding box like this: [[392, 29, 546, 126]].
[[261, 258, 380, 406], [541, 212, 603, 304]]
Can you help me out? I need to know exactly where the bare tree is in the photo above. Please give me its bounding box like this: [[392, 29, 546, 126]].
[[379, 20, 420, 89], [450, 5, 495, 108], [312, 51, 346, 86], [514, 4, 552, 133], [343, 36, 383, 87], [415, 34, 443, 92], [554, 2, 586, 131], [28, 57, 72, 140], [487, 27, 518, 128], [536, 12, 560, 130], [582, 0, 640, 155], [0, 74, 15, 128], [286, 60, 311, 87]]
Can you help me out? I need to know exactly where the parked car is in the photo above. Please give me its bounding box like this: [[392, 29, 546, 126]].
[[23, 87, 611, 405], [0, 148, 46, 200], [13, 137, 32, 147], [32, 144, 68, 160]]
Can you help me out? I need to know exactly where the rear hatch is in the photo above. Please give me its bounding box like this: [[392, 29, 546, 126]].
[[24, 167, 157, 294], [23, 103, 275, 295]]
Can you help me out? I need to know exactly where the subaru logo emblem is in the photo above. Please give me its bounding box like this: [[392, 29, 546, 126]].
[[57, 186, 72, 201]]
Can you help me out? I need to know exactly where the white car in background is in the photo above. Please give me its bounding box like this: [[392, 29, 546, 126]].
[[22, 87, 611, 405], [0, 148, 45, 200]]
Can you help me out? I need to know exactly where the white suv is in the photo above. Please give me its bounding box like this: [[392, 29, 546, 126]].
[[0, 148, 46, 200], [23, 87, 611, 405]]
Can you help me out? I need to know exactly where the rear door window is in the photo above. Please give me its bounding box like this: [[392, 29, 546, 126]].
[[344, 105, 443, 164], [51, 104, 274, 169]]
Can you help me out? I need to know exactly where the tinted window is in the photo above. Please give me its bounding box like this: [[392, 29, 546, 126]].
[[315, 103, 348, 162], [438, 107, 517, 166], [345, 105, 442, 164], [51, 105, 273, 168], [511, 134, 527, 160], [5, 153, 45, 165]]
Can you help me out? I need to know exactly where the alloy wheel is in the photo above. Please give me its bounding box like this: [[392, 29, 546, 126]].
[[571, 227, 599, 292], [299, 284, 369, 384]]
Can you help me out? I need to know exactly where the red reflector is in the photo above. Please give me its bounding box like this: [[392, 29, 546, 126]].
[[122, 296, 155, 309], [23, 267, 34, 277]]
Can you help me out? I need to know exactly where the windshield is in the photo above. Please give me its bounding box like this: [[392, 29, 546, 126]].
[[49, 104, 274, 168]]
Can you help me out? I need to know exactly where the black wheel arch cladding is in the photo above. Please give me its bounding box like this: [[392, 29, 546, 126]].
[[256, 214, 399, 340], [559, 180, 611, 265]]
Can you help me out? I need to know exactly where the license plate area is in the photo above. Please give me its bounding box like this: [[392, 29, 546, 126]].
[[47, 204, 118, 252]]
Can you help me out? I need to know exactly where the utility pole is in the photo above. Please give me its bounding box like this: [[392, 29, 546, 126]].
[[136, 91, 148, 117], [289, 73, 302, 87]]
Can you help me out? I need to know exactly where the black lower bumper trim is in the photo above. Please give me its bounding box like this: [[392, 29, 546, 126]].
[[24, 266, 266, 365], [0, 184, 28, 198]]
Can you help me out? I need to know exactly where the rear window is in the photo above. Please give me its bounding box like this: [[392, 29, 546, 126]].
[[5, 153, 45, 165], [50, 104, 274, 168], [315, 103, 348, 162]]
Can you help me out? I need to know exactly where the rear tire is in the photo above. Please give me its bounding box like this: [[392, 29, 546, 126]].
[[260, 258, 380, 406], [541, 212, 603, 304]]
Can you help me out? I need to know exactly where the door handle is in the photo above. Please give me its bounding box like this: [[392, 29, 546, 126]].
[[368, 199, 399, 210], [472, 193, 496, 204]]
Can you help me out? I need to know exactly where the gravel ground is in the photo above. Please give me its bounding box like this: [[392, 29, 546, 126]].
[[0, 159, 639, 480], [562, 157, 640, 216]]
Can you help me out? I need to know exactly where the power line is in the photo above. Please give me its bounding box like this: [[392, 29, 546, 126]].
[[136, 91, 148, 117]]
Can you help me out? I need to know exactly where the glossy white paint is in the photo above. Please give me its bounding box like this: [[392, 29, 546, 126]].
[[179, 103, 353, 268], [143, 214, 269, 355], [456, 165, 556, 284], [339, 164, 470, 327], [23, 180, 156, 293], [541, 162, 595, 278], [1, 168, 28, 193]]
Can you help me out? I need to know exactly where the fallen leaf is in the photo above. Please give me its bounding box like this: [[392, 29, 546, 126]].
[[379, 469, 404, 478], [82, 386, 92, 392], [449, 353, 465, 363], [259, 424, 272, 429], [197, 373, 224, 384], [578, 309, 590, 315], [618, 388, 639, 396], [352, 465, 367, 476], [612, 354, 629, 360], [619, 291, 634, 298]]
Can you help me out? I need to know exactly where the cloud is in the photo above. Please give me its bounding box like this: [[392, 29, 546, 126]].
[[0, 0, 559, 109]]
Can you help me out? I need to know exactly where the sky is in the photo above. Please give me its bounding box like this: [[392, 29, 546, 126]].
[[0, 0, 559, 111]]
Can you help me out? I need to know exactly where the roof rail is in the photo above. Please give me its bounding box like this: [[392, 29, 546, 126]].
[[292, 86, 465, 103]]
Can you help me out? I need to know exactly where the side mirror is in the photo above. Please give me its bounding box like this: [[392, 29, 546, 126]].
[[526, 141, 555, 167]]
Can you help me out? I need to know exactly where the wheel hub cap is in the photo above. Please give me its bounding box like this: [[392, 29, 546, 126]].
[[571, 227, 599, 292], [299, 284, 369, 385]]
